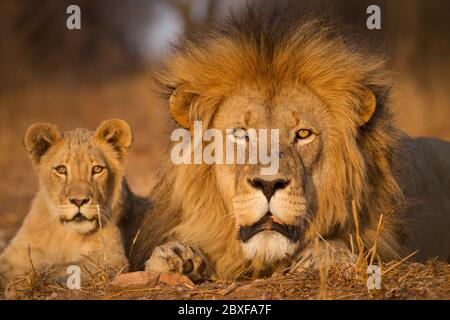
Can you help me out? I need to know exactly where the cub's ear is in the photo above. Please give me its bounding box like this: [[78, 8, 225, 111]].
[[169, 84, 196, 129], [360, 88, 377, 125], [95, 119, 133, 160], [24, 123, 61, 166]]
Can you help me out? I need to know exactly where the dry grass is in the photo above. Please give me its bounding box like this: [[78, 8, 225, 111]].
[[2, 254, 125, 300], [2, 260, 448, 300]]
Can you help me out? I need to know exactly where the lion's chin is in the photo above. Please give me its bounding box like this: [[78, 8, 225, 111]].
[[241, 231, 297, 263], [63, 221, 98, 234], [60, 216, 99, 234]]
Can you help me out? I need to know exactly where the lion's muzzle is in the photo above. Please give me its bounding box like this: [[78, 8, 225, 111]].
[[238, 213, 301, 243], [60, 212, 98, 224]]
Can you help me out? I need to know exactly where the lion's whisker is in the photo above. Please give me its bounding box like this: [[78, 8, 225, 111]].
[[98, 207, 112, 220]]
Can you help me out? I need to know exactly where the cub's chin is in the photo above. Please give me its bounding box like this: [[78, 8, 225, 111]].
[[60, 213, 99, 234], [241, 231, 298, 263], [64, 220, 98, 234]]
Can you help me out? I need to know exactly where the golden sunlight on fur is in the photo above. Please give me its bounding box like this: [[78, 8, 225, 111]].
[[0, 119, 141, 292], [128, 7, 450, 281]]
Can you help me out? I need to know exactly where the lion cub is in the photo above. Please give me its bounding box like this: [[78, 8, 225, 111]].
[[0, 119, 137, 292]]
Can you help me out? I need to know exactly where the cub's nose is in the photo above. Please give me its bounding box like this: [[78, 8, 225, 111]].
[[69, 197, 90, 208], [249, 177, 290, 200]]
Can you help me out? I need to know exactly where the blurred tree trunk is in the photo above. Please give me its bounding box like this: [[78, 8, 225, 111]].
[[169, 0, 219, 34], [386, 0, 421, 71]]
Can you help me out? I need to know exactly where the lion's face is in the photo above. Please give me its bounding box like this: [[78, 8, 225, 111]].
[[39, 134, 118, 234], [24, 120, 132, 235], [211, 85, 328, 263]]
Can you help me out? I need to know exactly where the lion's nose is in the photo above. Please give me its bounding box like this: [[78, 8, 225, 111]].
[[249, 177, 290, 200], [69, 197, 90, 208]]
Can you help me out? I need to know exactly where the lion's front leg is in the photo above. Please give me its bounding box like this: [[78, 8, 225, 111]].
[[145, 242, 214, 282]]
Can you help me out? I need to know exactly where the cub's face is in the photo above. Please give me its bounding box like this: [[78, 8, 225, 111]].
[[212, 86, 328, 263], [40, 134, 119, 234], [24, 120, 132, 234]]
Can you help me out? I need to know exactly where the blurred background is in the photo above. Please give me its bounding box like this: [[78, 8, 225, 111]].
[[0, 0, 449, 245]]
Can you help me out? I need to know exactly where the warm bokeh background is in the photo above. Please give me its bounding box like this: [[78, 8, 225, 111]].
[[1, 0, 449, 244]]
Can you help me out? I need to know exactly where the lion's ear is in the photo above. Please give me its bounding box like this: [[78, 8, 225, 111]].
[[24, 123, 61, 166], [95, 119, 133, 160], [360, 88, 377, 125], [169, 84, 196, 129]]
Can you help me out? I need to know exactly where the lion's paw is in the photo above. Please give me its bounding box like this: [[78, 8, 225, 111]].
[[145, 242, 213, 282]]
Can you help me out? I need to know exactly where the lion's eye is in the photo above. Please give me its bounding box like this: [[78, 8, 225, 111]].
[[296, 129, 312, 139], [295, 129, 315, 145], [55, 165, 67, 175], [231, 128, 248, 140], [92, 166, 104, 175]]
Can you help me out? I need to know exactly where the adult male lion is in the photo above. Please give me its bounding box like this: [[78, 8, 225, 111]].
[[129, 8, 450, 281]]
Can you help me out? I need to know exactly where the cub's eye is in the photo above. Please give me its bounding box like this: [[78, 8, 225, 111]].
[[55, 165, 67, 175], [92, 166, 104, 175], [230, 128, 248, 141]]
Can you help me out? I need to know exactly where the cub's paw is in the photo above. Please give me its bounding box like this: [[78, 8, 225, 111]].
[[145, 242, 213, 282]]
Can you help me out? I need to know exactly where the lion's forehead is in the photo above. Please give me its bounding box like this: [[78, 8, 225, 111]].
[[216, 85, 326, 130], [62, 128, 93, 143], [43, 129, 110, 176]]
